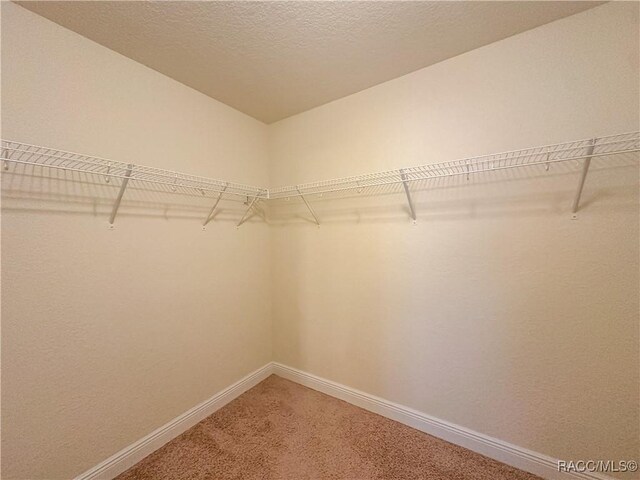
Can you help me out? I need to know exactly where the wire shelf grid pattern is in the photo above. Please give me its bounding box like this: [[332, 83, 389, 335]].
[[268, 132, 640, 199], [0, 140, 268, 199], [2, 132, 638, 204]]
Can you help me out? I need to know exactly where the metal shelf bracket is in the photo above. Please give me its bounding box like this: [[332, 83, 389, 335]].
[[237, 192, 262, 227], [400, 169, 417, 224], [571, 139, 596, 219], [202, 184, 228, 228], [108, 164, 133, 227], [297, 187, 320, 226]]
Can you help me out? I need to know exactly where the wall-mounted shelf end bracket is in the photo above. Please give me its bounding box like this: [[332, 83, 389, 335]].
[[108, 164, 133, 229], [297, 187, 320, 227], [400, 169, 417, 224], [236, 191, 263, 228], [202, 184, 228, 229], [571, 139, 596, 220]]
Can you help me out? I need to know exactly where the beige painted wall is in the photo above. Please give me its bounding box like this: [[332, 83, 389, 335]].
[[1, 3, 271, 479], [2, 1, 639, 479], [269, 2, 639, 476]]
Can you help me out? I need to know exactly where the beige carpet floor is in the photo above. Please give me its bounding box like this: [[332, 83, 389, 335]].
[[116, 375, 541, 480]]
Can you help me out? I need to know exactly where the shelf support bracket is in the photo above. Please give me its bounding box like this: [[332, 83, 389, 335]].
[[400, 169, 417, 224], [571, 140, 596, 219], [202, 184, 228, 227], [109, 164, 132, 227], [237, 192, 262, 227], [297, 187, 320, 226]]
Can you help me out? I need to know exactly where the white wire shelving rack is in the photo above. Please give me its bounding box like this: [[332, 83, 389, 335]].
[[269, 131, 640, 224], [0, 140, 268, 227], [2, 131, 639, 227]]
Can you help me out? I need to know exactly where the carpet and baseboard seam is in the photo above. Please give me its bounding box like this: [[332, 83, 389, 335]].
[[74, 362, 615, 480], [74, 364, 273, 480]]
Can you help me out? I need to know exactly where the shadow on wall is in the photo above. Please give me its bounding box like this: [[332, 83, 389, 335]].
[[268, 153, 639, 227], [0, 166, 268, 226], [1, 152, 638, 227]]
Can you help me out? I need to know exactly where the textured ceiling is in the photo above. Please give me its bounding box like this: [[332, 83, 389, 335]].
[[18, 1, 602, 124]]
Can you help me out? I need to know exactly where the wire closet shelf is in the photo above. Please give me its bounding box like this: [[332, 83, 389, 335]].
[[268, 131, 640, 199], [1, 131, 639, 226], [0, 140, 268, 199]]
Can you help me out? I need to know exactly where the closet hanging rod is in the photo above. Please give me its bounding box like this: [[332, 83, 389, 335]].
[[268, 131, 639, 199], [0, 140, 268, 199]]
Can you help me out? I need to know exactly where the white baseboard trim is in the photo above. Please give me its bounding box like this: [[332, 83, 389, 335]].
[[272, 362, 615, 480], [74, 363, 274, 480], [75, 362, 615, 480]]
